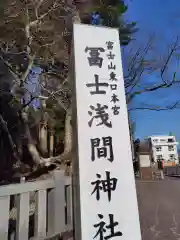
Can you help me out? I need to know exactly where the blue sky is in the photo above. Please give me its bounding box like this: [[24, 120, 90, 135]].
[[123, 0, 180, 141]]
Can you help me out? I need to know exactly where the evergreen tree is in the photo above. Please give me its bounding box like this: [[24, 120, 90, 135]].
[[82, 0, 137, 45]]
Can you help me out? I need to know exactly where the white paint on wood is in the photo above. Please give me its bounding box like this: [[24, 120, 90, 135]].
[[0, 171, 72, 240], [30, 232, 61, 240], [53, 170, 66, 234], [16, 192, 30, 240], [0, 179, 54, 197], [10, 232, 15, 240], [66, 184, 73, 229], [0, 196, 10, 240], [65, 176, 71, 185], [47, 171, 65, 236], [34, 190, 47, 238], [47, 188, 55, 236]]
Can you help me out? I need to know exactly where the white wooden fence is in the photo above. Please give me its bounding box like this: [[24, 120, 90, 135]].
[[0, 170, 73, 240]]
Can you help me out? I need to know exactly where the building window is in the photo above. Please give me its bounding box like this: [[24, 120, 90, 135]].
[[156, 146, 162, 152], [168, 138, 174, 143], [157, 155, 163, 160], [169, 154, 175, 160], [168, 145, 174, 151], [153, 139, 158, 143]]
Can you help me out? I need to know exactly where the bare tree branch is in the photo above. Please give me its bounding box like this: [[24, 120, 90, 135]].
[[0, 54, 20, 80], [30, 0, 59, 27], [129, 100, 180, 111], [160, 36, 179, 83], [20, 55, 35, 85], [125, 35, 155, 90]]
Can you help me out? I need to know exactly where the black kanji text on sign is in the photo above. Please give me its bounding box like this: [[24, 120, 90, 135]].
[[109, 72, 117, 81], [111, 94, 119, 104], [88, 104, 112, 128], [107, 51, 115, 60], [106, 41, 114, 50], [108, 62, 116, 70], [86, 74, 109, 95], [112, 106, 120, 115], [91, 171, 117, 201], [110, 84, 117, 91], [93, 213, 123, 240], [90, 136, 114, 162], [85, 47, 105, 68]]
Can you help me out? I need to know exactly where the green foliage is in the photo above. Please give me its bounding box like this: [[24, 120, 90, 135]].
[[91, 0, 137, 45]]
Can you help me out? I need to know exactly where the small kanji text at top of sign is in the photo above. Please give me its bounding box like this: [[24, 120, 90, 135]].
[[107, 51, 115, 60], [108, 62, 116, 70], [105, 41, 120, 116]]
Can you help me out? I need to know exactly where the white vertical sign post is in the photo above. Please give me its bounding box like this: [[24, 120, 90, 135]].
[[72, 23, 141, 240]]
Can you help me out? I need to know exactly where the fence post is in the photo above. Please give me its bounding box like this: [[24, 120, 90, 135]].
[[66, 179, 73, 230], [47, 170, 65, 236], [16, 192, 30, 240], [34, 190, 47, 238], [0, 196, 10, 240]]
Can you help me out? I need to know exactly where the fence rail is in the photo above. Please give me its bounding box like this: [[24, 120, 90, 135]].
[[164, 166, 180, 176], [0, 170, 73, 240]]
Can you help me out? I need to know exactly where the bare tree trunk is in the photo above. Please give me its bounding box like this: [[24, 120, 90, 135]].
[[20, 111, 42, 165], [27, 143, 42, 165], [21, 10, 80, 168], [42, 12, 81, 165], [39, 124, 48, 156], [43, 107, 72, 164], [39, 99, 48, 156], [19, 104, 73, 168], [49, 130, 54, 157], [26, 128, 42, 165], [64, 108, 72, 155]]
